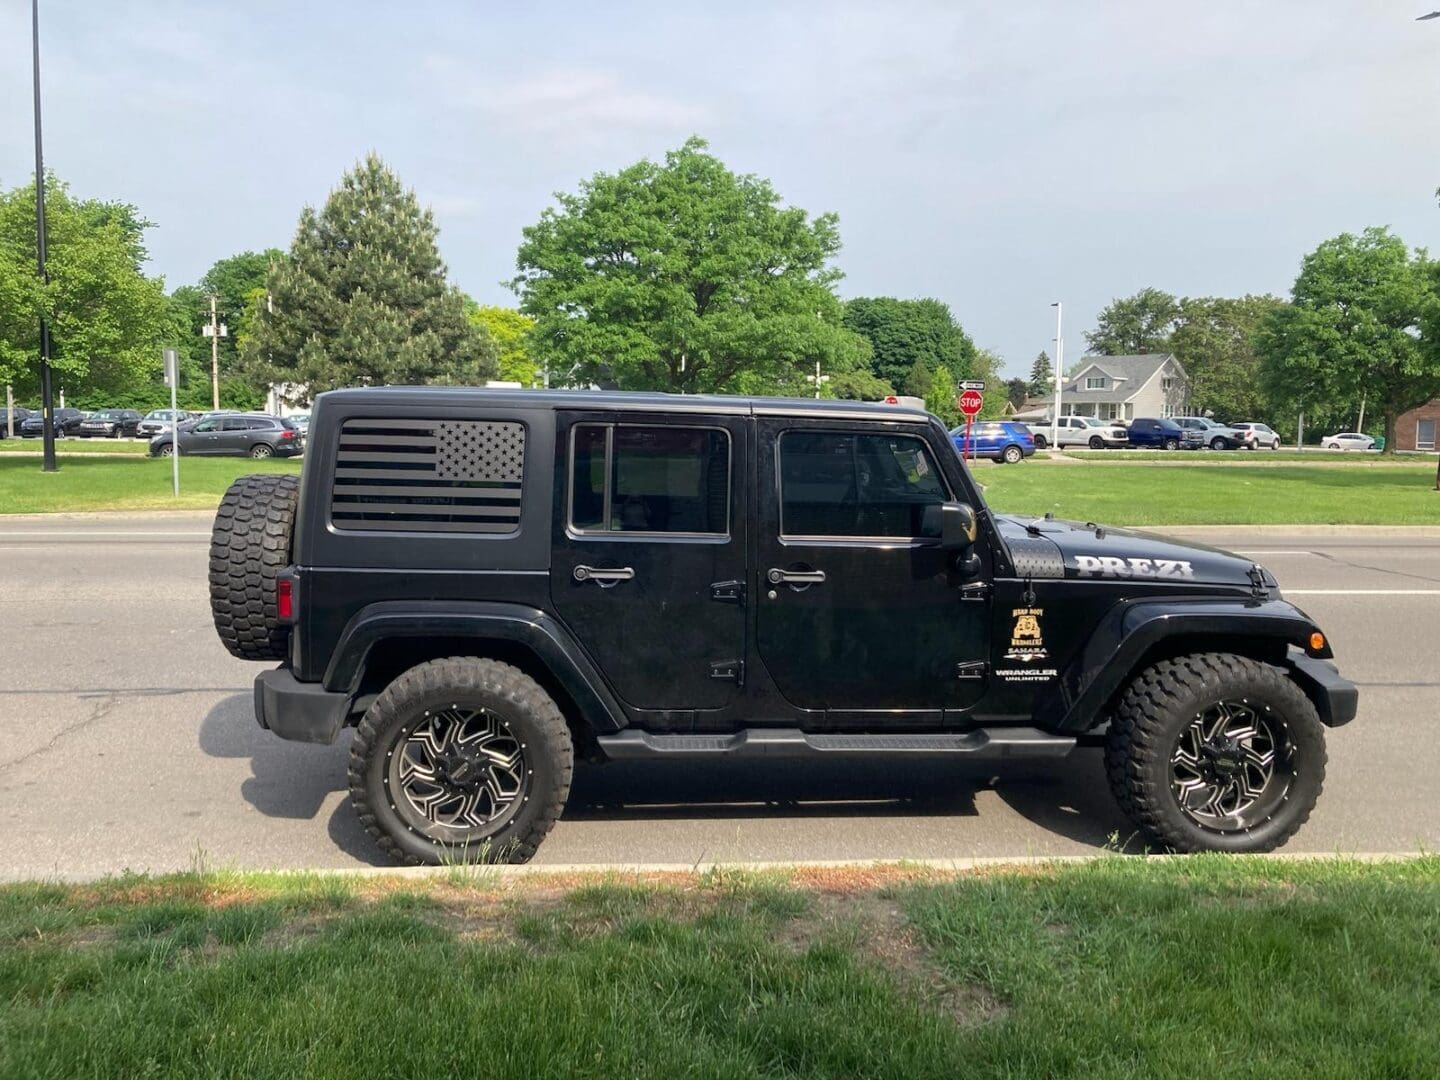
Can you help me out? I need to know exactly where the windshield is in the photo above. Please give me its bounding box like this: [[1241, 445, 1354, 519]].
[[93, 410, 121, 419]]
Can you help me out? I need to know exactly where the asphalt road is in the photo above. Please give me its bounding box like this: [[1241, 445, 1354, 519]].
[[1, 514, 1437, 880]]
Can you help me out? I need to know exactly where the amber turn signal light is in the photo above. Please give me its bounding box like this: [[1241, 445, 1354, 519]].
[[1309, 632, 1325, 652]]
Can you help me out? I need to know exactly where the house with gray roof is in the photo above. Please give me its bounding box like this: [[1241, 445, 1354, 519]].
[[1020, 353, 1189, 423]]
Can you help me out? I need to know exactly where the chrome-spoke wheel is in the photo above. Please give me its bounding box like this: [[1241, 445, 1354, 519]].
[[389, 706, 528, 836], [1170, 700, 1293, 832]]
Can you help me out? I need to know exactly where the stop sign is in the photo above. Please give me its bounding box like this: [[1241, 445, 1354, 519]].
[[958, 388, 984, 417]]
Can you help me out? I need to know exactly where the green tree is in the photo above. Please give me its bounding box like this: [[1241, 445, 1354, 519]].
[[925, 365, 957, 424], [242, 154, 493, 400], [0, 175, 172, 400], [468, 305, 538, 386], [1027, 351, 1051, 397], [512, 137, 869, 394], [841, 297, 977, 391], [1169, 295, 1284, 422], [901, 358, 932, 399], [1085, 287, 1180, 355], [1006, 377, 1029, 410], [1257, 228, 1439, 453], [825, 367, 893, 401]]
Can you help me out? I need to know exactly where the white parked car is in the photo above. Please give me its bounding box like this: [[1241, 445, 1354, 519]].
[[1231, 422, 1282, 450], [1321, 432, 1376, 451], [1032, 415, 1129, 450]]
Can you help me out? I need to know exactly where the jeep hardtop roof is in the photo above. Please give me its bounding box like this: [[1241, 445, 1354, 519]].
[[315, 386, 932, 423]]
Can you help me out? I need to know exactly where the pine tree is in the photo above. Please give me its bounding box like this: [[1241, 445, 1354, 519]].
[[1028, 351, 1052, 397], [902, 358, 932, 399], [242, 154, 494, 399]]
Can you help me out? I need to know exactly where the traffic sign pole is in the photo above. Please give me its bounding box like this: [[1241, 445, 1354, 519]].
[[957, 387, 984, 464], [164, 348, 180, 497]]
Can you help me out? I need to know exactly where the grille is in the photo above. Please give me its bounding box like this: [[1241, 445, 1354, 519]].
[[330, 419, 524, 533]]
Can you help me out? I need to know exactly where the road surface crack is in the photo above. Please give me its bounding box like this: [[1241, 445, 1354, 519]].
[[1312, 551, 1440, 586], [0, 693, 121, 774]]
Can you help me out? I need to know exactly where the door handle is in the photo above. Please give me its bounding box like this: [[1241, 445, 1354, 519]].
[[767, 568, 826, 586], [573, 565, 635, 587]]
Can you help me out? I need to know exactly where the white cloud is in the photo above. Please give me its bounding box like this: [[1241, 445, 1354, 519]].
[[426, 59, 709, 145]]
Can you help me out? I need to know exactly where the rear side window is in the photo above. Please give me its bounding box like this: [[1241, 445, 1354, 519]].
[[780, 431, 948, 540], [330, 418, 525, 533], [570, 424, 729, 536]]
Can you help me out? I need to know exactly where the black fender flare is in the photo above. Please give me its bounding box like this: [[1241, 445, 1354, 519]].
[[1038, 598, 1332, 733], [322, 600, 627, 733]]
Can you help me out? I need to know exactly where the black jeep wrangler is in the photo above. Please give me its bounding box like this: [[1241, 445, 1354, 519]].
[[208, 388, 1357, 864]]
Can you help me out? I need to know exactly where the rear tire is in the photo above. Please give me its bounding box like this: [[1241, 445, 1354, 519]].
[[249, 443, 274, 459], [208, 473, 300, 660], [349, 657, 573, 866], [1002, 444, 1023, 464], [1104, 652, 1325, 853]]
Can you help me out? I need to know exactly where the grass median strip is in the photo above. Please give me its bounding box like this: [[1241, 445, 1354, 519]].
[[0, 455, 301, 513], [0, 437, 150, 455], [0, 857, 1436, 1076], [981, 463, 1440, 525]]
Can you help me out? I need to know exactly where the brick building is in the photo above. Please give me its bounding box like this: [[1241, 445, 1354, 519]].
[[1395, 399, 1439, 452]]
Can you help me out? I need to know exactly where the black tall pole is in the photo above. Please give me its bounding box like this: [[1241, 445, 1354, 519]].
[[32, 0, 57, 473]]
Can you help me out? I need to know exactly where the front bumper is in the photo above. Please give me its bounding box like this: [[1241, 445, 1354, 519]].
[[1284, 651, 1358, 727], [254, 666, 350, 744]]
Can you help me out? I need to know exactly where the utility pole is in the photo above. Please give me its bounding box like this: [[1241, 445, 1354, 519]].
[[1356, 392, 1366, 434], [204, 293, 226, 411], [32, 0, 56, 472], [1050, 302, 1064, 450]]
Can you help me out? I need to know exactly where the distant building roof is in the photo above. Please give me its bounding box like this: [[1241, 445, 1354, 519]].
[[1031, 353, 1185, 405]]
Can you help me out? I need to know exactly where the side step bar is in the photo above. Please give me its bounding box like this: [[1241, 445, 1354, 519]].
[[596, 727, 1075, 761]]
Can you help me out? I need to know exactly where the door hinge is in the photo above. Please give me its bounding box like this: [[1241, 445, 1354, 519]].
[[709, 659, 745, 685], [710, 579, 746, 604], [954, 660, 988, 681]]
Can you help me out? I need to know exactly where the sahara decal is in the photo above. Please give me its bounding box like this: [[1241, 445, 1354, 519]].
[[1004, 606, 1048, 662], [1073, 555, 1195, 580]]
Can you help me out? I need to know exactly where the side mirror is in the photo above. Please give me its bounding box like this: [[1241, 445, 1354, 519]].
[[927, 501, 976, 550]]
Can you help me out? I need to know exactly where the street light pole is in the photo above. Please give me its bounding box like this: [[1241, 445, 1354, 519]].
[[32, 0, 57, 473], [1050, 302, 1064, 450]]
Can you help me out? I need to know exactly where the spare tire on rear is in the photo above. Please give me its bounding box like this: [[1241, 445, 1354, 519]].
[[209, 473, 300, 661]]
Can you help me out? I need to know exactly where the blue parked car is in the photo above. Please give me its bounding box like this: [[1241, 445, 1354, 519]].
[[1124, 416, 1185, 450], [949, 420, 1036, 464]]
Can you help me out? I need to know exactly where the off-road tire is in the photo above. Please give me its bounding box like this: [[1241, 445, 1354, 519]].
[[1104, 652, 1326, 853], [209, 473, 300, 661], [349, 657, 573, 865]]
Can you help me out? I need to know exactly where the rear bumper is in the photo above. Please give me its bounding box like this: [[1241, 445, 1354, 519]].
[[254, 666, 350, 745], [1284, 651, 1358, 728]]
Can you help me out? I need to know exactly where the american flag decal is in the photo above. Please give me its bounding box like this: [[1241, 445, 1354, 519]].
[[330, 419, 525, 533]]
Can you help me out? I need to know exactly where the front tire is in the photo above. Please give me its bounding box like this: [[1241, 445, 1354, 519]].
[[349, 657, 573, 865], [1089, 435, 1105, 449], [1163, 438, 1179, 451], [1210, 437, 1227, 450], [1104, 653, 1325, 853], [1033, 434, 1048, 450]]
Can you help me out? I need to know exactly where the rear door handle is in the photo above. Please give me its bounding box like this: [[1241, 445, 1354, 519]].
[[767, 568, 826, 586], [573, 565, 635, 588]]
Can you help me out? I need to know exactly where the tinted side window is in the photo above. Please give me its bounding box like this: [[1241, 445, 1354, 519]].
[[570, 424, 729, 536], [780, 431, 947, 540], [221, 418, 250, 431]]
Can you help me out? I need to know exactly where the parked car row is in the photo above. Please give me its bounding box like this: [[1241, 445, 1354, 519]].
[[148, 413, 305, 459]]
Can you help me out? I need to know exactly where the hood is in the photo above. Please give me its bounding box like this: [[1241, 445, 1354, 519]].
[[995, 514, 1263, 589]]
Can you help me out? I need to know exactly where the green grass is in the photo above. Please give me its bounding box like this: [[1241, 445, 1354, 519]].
[[0, 437, 149, 454], [1064, 448, 1423, 464], [981, 463, 1440, 525], [0, 455, 301, 514], [0, 858, 1435, 1077]]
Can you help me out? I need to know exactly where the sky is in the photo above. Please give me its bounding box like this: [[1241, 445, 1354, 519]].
[[1, 1, 1437, 379]]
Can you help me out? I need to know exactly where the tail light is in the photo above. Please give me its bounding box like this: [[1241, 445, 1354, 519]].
[[280, 430, 296, 440], [276, 576, 294, 621]]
